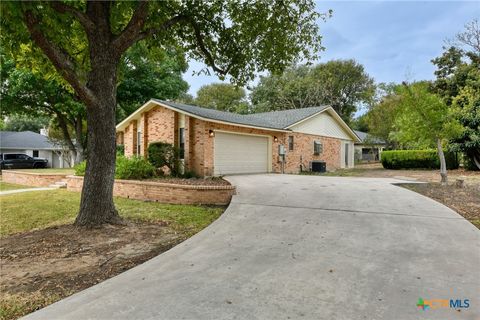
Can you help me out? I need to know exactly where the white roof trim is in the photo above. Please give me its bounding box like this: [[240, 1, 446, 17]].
[[116, 99, 290, 133], [286, 106, 361, 142]]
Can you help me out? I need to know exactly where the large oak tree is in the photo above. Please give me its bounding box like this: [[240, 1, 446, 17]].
[[1, 1, 326, 226]]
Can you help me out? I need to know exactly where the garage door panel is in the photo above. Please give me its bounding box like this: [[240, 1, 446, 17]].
[[214, 132, 269, 175]]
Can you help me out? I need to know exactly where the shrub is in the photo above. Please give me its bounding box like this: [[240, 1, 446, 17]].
[[148, 142, 181, 176], [462, 154, 480, 171], [74, 161, 86, 176], [116, 144, 125, 156], [74, 157, 155, 179], [381, 150, 459, 170], [115, 156, 155, 180]]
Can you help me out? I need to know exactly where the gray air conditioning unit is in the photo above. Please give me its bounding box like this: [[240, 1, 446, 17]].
[[310, 160, 326, 173]]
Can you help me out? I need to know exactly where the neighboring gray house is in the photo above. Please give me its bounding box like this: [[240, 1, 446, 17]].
[[354, 130, 387, 162], [0, 131, 72, 168]]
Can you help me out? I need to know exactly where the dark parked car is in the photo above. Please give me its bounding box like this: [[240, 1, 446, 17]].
[[0, 153, 48, 169]]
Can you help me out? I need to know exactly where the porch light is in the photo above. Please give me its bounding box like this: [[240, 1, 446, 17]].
[[273, 136, 278, 142], [209, 130, 215, 137]]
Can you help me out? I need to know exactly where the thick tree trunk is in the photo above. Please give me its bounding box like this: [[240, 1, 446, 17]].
[[436, 138, 448, 186], [74, 54, 122, 226]]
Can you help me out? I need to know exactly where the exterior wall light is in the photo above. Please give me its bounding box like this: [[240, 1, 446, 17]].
[[273, 136, 278, 142], [209, 130, 215, 137]]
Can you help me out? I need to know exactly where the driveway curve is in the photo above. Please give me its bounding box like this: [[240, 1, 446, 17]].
[[24, 175, 480, 320]]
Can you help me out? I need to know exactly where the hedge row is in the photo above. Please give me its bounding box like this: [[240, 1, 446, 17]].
[[381, 150, 459, 170]]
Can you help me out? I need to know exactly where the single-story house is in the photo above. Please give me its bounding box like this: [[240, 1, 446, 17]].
[[0, 131, 73, 168], [116, 99, 361, 176], [353, 130, 387, 162]]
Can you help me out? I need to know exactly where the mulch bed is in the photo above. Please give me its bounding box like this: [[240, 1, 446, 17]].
[[401, 183, 480, 229], [0, 221, 186, 319], [148, 177, 231, 186]]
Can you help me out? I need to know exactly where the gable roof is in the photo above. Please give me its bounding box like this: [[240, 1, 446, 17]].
[[354, 130, 386, 144], [0, 131, 61, 150], [116, 99, 359, 141]]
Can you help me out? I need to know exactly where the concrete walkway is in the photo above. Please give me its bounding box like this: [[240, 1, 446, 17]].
[[0, 187, 56, 196], [23, 175, 479, 320]]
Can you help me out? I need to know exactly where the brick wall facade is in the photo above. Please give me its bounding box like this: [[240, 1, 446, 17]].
[[66, 176, 235, 205], [117, 104, 346, 176], [2, 170, 68, 187], [124, 120, 137, 157], [282, 132, 341, 173]]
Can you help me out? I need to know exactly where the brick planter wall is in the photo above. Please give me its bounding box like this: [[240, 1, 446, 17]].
[[1, 170, 68, 187], [66, 176, 235, 205]]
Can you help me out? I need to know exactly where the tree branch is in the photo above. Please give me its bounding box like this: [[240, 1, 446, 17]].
[[189, 19, 228, 75], [49, 2, 95, 34], [136, 15, 188, 41], [112, 1, 150, 55], [23, 9, 97, 107], [55, 111, 77, 153], [115, 7, 229, 76]]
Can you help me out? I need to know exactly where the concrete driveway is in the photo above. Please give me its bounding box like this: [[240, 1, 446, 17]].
[[24, 175, 480, 320]]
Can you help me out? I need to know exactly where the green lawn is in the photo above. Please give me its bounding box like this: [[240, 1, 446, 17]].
[[15, 168, 75, 174], [0, 181, 31, 191], [0, 189, 224, 236]]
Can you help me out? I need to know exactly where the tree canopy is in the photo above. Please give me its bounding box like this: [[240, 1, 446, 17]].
[[431, 19, 480, 169], [117, 44, 189, 122], [194, 83, 248, 114], [250, 60, 375, 123]]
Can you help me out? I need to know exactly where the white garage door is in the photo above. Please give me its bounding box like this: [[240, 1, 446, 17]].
[[214, 132, 269, 175]]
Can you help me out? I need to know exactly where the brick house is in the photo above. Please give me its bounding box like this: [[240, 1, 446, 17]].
[[116, 99, 360, 176]]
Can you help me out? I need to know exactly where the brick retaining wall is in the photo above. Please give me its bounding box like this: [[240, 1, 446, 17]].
[[66, 176, 235, 205], [1, 170, 68, 187]]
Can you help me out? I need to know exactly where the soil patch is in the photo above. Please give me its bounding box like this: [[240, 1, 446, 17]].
[[401, 183, 480, 229], [0, 221, 186, 319], [148, 177, 231, 186]]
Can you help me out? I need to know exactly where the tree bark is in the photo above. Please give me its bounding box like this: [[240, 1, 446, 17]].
[[74, 58, 121, 226], [437, 138, 448, 186], [74, 3, 122, 226]]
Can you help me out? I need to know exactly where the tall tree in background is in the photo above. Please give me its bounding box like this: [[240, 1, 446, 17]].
[[365, 83, 403, 148], [195, 83, 248, 114], [2, 1, 326, 226], [0, 53, 87, 163], [394, 82, 461, 184], [2, 114, 49, 133], [117, 44, 189, 122], [250, 60, 375, 123], [432, 19, 480, 169]]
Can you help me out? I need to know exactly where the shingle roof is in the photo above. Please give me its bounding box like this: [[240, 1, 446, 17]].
[[155, 99, 328, 130], [354, 130, 386, 144], [0, 131, 60, 150], [244, 106, 329, 129]]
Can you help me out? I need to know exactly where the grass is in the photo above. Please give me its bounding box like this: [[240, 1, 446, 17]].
[[0, 190, 224, 319], [14, 168, 74, 174], [0, 181, 31, 191], [0, 189, 224, 236], [0, 292, 63, 320]]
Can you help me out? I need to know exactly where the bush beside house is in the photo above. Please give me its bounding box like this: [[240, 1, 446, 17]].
[[147, 142, 182, 176], [381, 150, 459, 170], [74, 156, 155, 180]]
